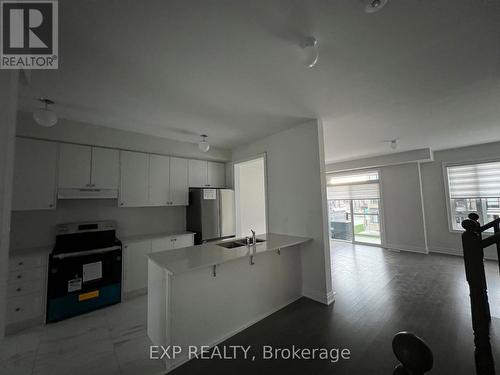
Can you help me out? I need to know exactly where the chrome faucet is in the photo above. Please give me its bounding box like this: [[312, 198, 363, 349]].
[[251, 229, 256, 245]]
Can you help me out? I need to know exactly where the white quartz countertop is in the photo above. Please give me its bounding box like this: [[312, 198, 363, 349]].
[[121, 231, 194, 243], [147, 233, 311, 275]]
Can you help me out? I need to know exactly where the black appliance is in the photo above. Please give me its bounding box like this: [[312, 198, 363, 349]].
[[46, 221, 122, 322]]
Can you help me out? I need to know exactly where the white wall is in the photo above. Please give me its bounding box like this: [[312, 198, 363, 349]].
[[0, 71, 19, 339], [234, 157, 266, 237], [231, 120, 333, 305], [16, 111, 231, 162], [380, 163, 427, 253]]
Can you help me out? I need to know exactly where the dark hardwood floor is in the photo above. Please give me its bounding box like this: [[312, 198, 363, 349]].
[[171, 242, 500, 375]]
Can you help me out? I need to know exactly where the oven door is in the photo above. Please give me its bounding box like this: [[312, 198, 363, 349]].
[[46, 247, 122, 322]]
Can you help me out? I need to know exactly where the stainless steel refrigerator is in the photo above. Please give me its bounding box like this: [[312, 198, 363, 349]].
[[186, 188, 236, 244]]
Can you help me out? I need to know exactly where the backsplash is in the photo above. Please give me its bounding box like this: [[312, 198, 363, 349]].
[[10, 199, 186, 250]]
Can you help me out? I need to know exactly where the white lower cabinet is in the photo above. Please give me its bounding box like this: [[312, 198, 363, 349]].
[[123, 240, 151, 293], [123, 233, 194, 294], [6, 252, 47, 328]]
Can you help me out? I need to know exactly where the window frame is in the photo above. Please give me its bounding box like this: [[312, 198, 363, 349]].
[[443, 158, 500, 233]]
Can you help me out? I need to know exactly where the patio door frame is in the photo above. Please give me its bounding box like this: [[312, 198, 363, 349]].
[[331, 198, 386, 247], [328, 168, 387, 248]]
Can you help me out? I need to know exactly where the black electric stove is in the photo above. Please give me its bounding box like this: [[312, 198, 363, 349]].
[[46, 221, 122, 322]]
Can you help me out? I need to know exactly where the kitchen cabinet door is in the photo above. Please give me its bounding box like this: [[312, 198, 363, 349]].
[[12, 138, 58, 211], [170, 157, 188, 205], [151, 237, 174, 253], [119, 151, 149, 207], [172, 234, 194, 249], [207, 161, 225, 187], [123, 240, 151, 293], [58, 143, 92, 188], [91, 147, 119, 189], [149, 154, 170, 206], [188, 159, 207, 187]]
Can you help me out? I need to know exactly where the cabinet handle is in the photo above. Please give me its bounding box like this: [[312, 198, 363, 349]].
[[16, 287, 22, 292], [49, 204, 54, 208], [15, 307, 21, 312], [120, 202, 124, 206], [17, 261, 23, 266], [16, 275, 22, 279]]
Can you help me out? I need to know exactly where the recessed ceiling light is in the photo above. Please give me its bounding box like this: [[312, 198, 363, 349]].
[[364, 0, 388, 13]]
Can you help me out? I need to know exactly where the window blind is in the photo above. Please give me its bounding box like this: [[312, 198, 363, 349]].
[[447, 161, 500, 199], [327, 183, 380, 200]]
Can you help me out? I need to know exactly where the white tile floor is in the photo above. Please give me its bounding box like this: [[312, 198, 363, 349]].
[[0, 295, 165, 375]]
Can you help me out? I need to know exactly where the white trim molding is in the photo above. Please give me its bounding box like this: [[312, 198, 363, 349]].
[[384, 243, 429, 254], [302, 287, 335, 305]]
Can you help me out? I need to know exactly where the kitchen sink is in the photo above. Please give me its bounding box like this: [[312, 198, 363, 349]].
[[217, 238, 266, 249], [217, 241, 246, 249]]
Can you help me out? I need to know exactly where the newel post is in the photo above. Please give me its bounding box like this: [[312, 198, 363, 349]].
[[461, 215, 495, 375]]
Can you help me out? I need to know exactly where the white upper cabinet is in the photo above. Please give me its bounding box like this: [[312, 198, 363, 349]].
[[149, 154, 170, 206], [170, 157, 188, 205], [188, 159, 226, 188], [58, 143, 92, 188], [91, 147, 119, 189], [208, 161, 226, 187], [12, 138, 58, 211], [188, 159, 207, 187], [58, 144, 119, 190], [119, 151, 149, 207]]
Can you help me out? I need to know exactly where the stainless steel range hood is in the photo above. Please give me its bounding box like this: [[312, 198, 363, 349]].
[[57, 188, 118, 200]]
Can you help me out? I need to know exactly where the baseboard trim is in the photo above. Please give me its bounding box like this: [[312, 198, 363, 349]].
[[384, 243, 428, 254], [428, 247, 498, 261], [428, 246, 461, 257], [302, 287, 335, 305], [165, 294, 303, 373]]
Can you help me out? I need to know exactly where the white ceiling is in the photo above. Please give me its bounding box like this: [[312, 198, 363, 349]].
[[19, 0, 500, 162]]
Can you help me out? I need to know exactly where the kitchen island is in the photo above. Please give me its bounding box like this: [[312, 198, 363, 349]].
[[147, 233, 311, 372]]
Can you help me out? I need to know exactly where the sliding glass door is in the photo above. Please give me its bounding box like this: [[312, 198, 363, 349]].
[[327, 171, 383, 246], [352, 199, 381, 244], [329, 199, 353, 241]]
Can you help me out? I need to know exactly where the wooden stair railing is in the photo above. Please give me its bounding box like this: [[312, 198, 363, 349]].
[[461, 213, 500, 375]]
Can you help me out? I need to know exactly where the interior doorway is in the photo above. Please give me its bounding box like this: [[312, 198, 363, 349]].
[[233, 156, 267, 237], [326, 170, 383, 246]]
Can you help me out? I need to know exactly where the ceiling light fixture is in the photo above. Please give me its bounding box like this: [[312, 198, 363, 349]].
[[198, 134, 210, 153], [33, 98, 58, 127], [364, 0, 388, 13], [300, 36, 319, 68], [382, 138, 399, 151]]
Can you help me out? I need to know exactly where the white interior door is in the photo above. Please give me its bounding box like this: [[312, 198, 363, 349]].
[[234, 157, 267, 237]]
